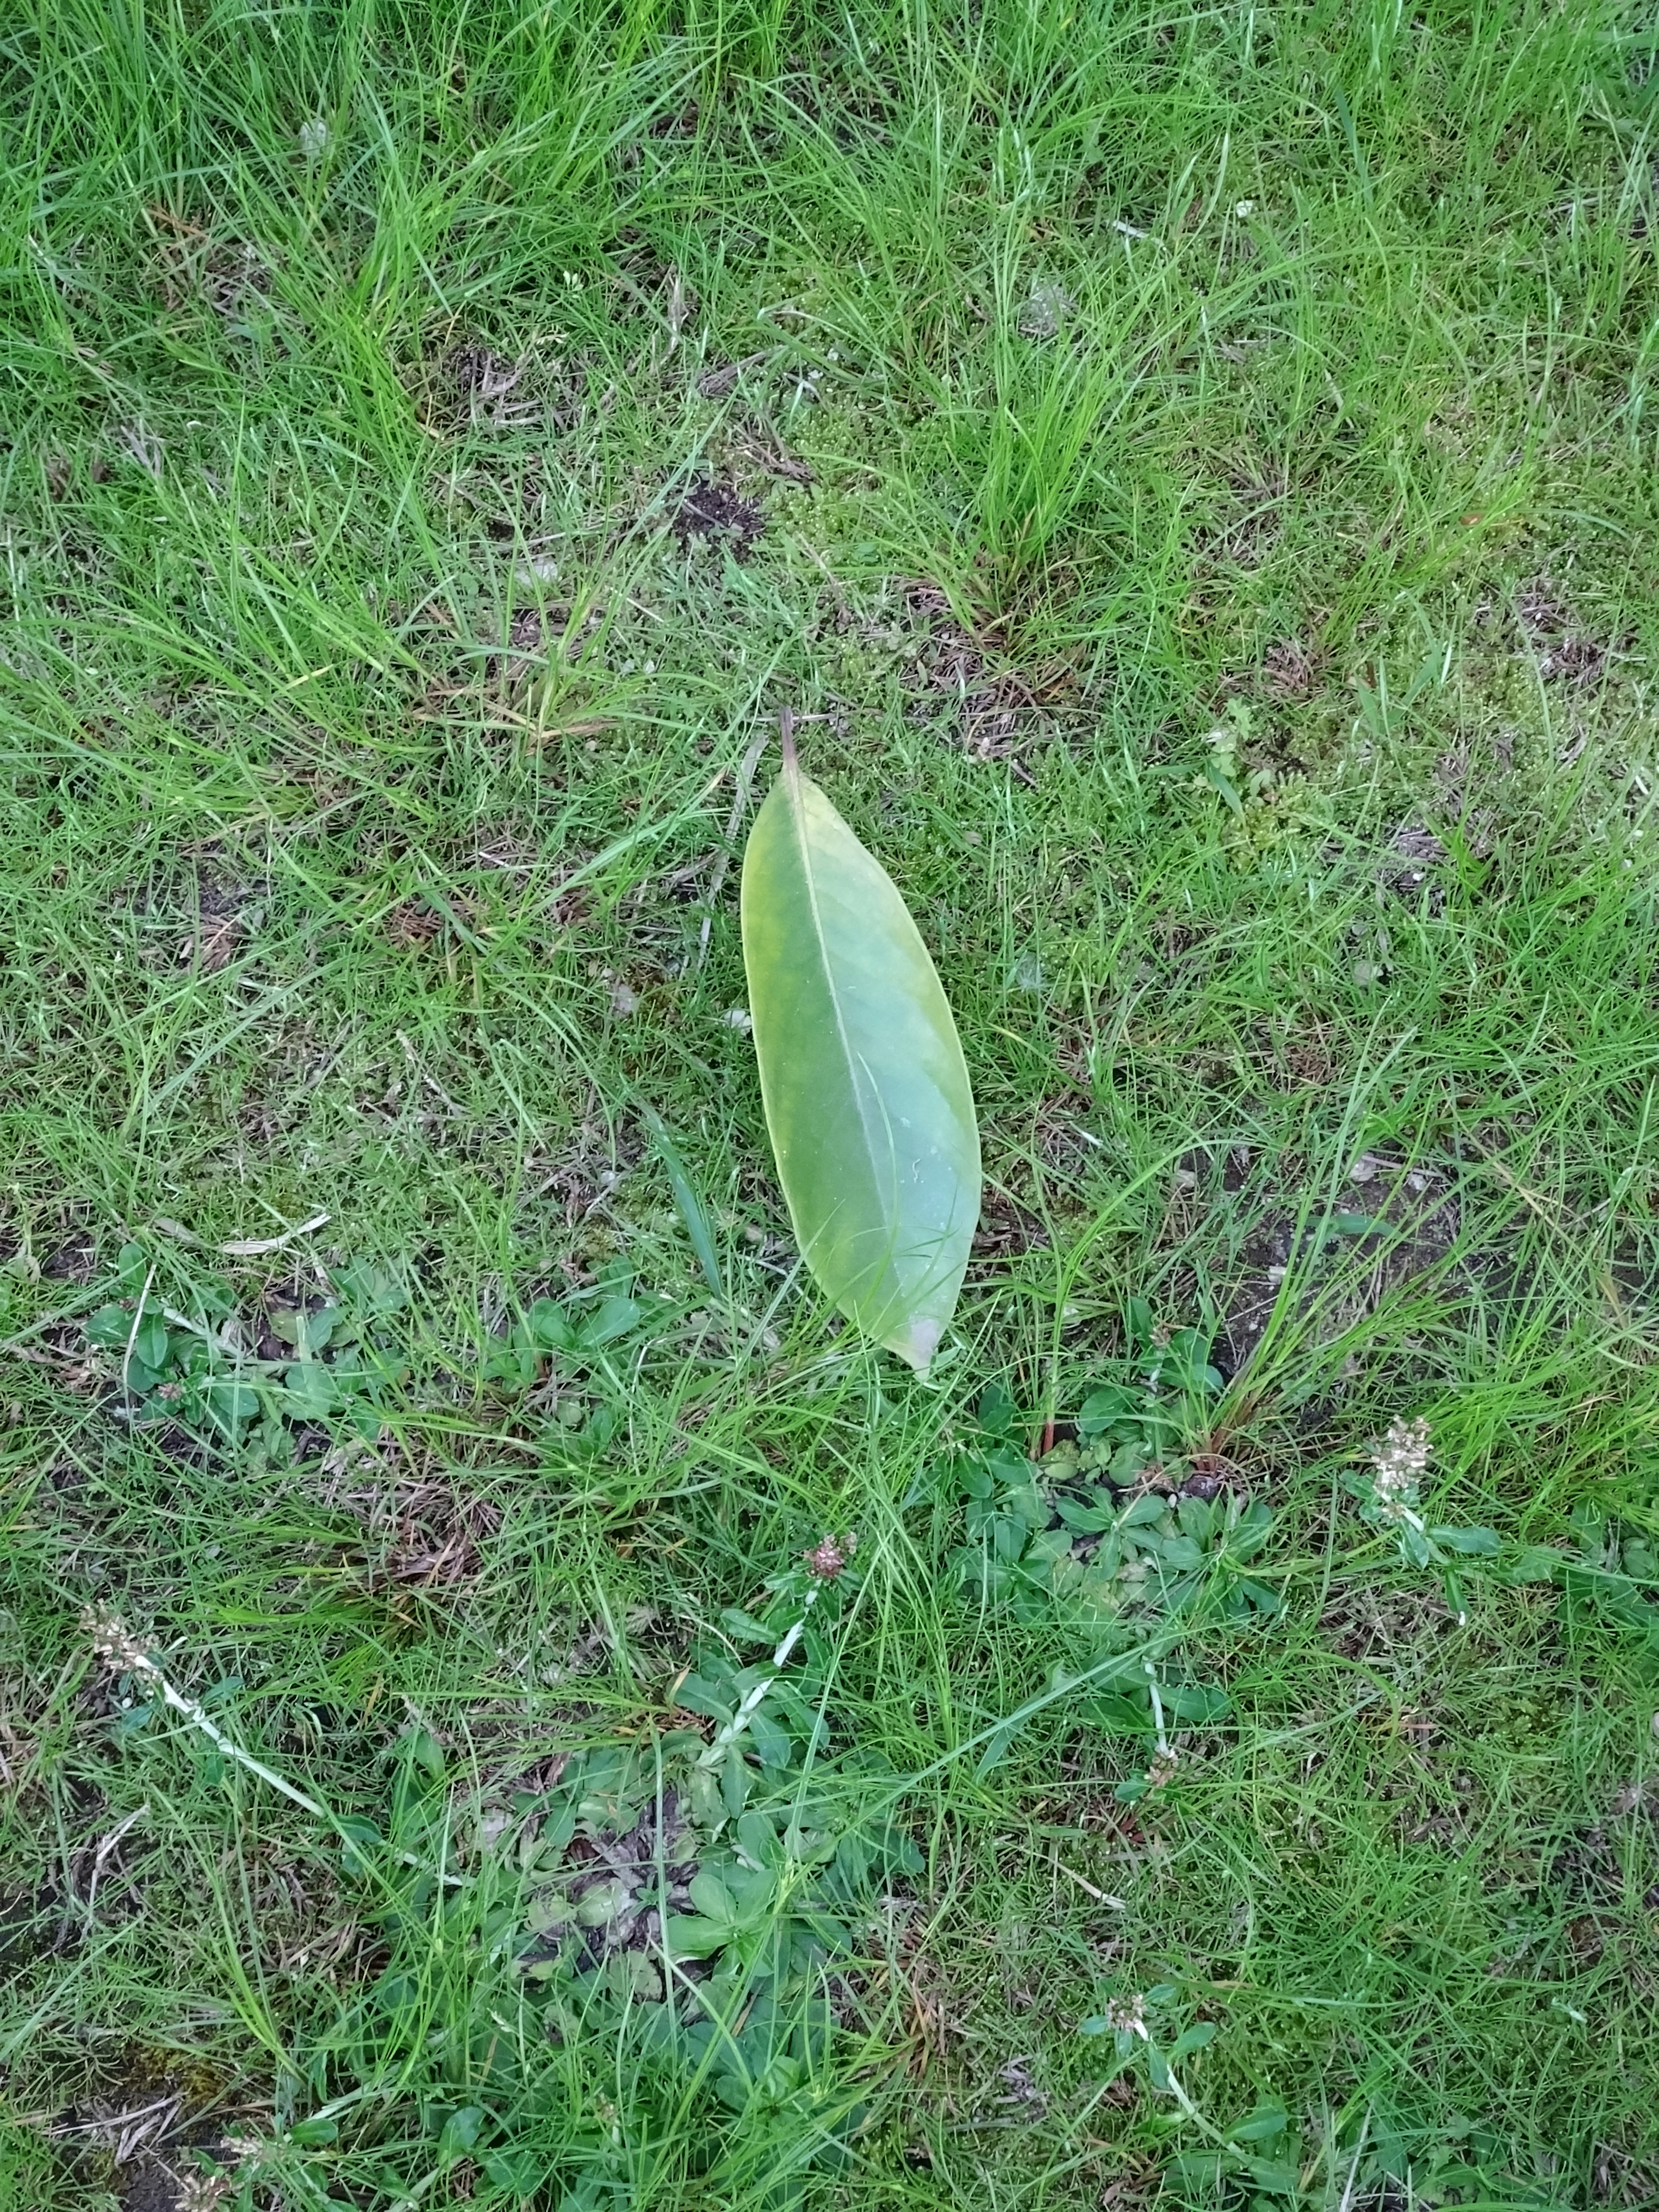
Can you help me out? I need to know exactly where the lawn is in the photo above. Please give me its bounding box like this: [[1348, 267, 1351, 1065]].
[[3, 0, 1659, 2206]]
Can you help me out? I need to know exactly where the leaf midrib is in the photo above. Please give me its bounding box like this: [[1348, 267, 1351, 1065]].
[[785, 767, 893, 1227]]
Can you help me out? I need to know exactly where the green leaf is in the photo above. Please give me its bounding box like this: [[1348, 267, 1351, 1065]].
[[330, 1259, 408, 1315], [524, 1297, 581, 1353], [580, 1294, 642, 1347], [299, 1308, 337, 1356], [277, 1363, 338, 1419], [687, 1868, 738, 1923], [740, 737, 979, 1374], [1053, 1493, 1119, 1533], [135, 1318, 170, 1370], [719, 1605, 780, 1646], [664, 1913, 731, 1959], [436, 2107, 483, 2161], [1205, 757, 1244, 815], [482, 2148, 547, 2193], [977, 1382, 1019, 1437], [1433, 1524, 1502, 1556], [736, 1810, 782, 1866], [1241, 2158, 1301, 2193], [1077, 1383, 1144, 1435], [1081, 1692, 1152, 1734], [86, 1303, 133, 1349], [1509, 1545, 1562, 1583], [1229, 2100, 1289, 2143], [1166, 1683, 1231, 1723], [1154, 1535, 1205, 1570], [641, 1103, 725, 1298], [747, 1708, 794, 1768], [1169, 2153, 1227, 2185]]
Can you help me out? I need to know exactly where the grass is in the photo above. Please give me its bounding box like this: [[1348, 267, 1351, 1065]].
[[2, 0, 1658, 2205]]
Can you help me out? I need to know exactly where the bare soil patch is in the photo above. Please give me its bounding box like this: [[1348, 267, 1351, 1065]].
[[672, 475, 767, 553]]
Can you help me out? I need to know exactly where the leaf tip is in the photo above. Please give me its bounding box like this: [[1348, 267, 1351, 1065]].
[[887, 1315, 942, 1377]]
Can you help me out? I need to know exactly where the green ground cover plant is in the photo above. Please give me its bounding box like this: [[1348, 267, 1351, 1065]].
[[3, 0, 1659, 2206]]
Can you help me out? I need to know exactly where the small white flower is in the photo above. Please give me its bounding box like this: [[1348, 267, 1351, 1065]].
[[1020, 280, 1075, 339], [83, 1608, 154, 1675], [723, 1007, 753, 1033], [1233, 199, 1255, 217], [1370, 1416, 1431, 1521], [298, 115, 331, 162], [175, 2173, 232, 2211]]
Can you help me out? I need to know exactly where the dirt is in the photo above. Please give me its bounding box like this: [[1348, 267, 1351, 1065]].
[[362, 1480, 503, 1591], [1321, 1583, 1459, 1663], [383, 893, 448, 950], [1384, 823, 1450, 903], [1431, 741, 1504, 857], [722, 414, 813, 483], [506, 603, 547, 655], [649, 99, 699, 138], [471, 821, 542, 875], [1190, 460, 1287, 584], [1188, 1144, 1462, 1383], [1260, 636, 1320, 700], [1550, 1821, 1630, 1910], [546, 865, 594, 931], [893, 582, 1078, 774], [522, 1793, 699, 1999], [42, 1230, 98, 1283], [970, 1184, 1049, 1269], [696, 351, 771, 397], [0, 1883, 55, 1965], [1515, 575, 1615, 684], [146, 206, 270, 327], [182, 880, 251, 973], [482, 601, 595, 696], [433, 343, 534, 429], [124, 862, 260, 973], [120, 2161, 184, 2212], [42, 2040, 246, 2212], [515, 1115, 645, 1250], [671, 475, 766, 553], [1031, 1109, 1101, 1187]]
